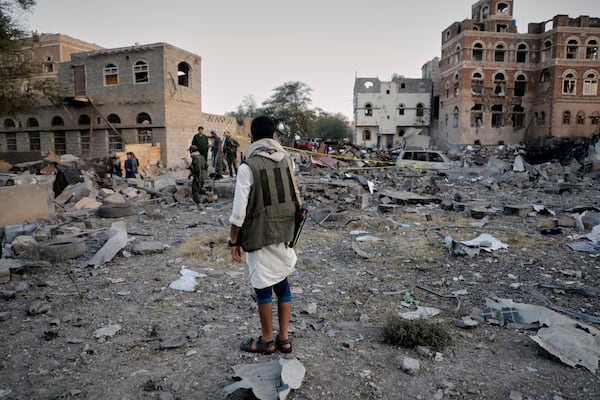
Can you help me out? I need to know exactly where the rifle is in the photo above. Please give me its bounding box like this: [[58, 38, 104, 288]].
[[289, 206, 308, 248]]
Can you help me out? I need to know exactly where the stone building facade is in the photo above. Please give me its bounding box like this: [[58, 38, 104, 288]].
[[438, 0, 600, 148], [0, 33, 241, 167], [353, 76, 433, 150]]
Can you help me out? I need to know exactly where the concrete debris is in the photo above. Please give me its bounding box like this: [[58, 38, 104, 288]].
[[222, 357, 306, 400], [93, 323, 121, 339], [85, 221, 128, 267]]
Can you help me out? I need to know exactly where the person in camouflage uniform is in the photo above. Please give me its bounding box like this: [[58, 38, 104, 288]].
[[188, 145, 207, 205]]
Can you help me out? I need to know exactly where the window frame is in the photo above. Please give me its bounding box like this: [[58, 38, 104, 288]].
[[133, 60, 149, 84], [103, 63, 119, 86]]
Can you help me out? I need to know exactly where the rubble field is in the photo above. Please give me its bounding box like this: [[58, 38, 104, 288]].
[[1, 154, 600, 400]]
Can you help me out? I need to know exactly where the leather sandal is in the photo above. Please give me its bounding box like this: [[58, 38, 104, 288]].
[[240, 336, 275, 354], [276, 335, 293, 353]]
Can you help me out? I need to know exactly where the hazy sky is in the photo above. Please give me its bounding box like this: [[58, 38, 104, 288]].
[[22, 0, 599, 120]]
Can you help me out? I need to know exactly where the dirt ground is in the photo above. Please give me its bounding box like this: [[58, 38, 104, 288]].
[[1, 167, 600, 400]]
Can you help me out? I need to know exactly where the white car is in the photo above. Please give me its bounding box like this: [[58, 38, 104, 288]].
[[396, 149, 452, 170]]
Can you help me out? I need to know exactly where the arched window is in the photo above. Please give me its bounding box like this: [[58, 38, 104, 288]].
[[137, 112, 153, 144], [542, 40, 552, 61], [51, 116, 64, 126], [107, 114, 121, 124], [514, 73, 527, 97], [398, 104, 405, 116], [566, 39, 579, 59], [472, 42, 484, 61], [591, 111, 600, 125], [494, 72, 506, 96], [539, 111, 546, 126], [471, 72, 484, 95], [364, 103, 373, 116], [562, 111, 571, 125], [495, 43, 506, 62], [4, 119, 15, 128], [104, 63, 118, 86], [516, 43, 528, 63], [452, 106, 459, 128], [471, 104, 483, 127], [562, 71, 577, 95], [481, 5, 489, 20], [362, 129, 371, 141], [586, 39, 599, 60], [445, 81, 450, 98], [416, 103, 424, 117], [133, 60, 149, 83], [178, 61, 191, 86], [26, 117, 39, 127], [583, 71, 598, 96], [78, 114, 91, 125], [491, 104, 504, 127], [576, 111, 586, 125]]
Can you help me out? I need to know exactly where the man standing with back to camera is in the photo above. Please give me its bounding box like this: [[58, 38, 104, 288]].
[[229, 115, 300, 354]]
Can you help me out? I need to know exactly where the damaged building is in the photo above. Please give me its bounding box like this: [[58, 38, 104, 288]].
[[0, 33, 240, 167], [438, 0, 600, 148], [353, 76, 433, 151]]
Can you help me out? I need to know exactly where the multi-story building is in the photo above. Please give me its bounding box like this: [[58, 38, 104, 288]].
[[353, 75, 433, 150], [0, 33, 240, 167], [438, 0, 600, 148]]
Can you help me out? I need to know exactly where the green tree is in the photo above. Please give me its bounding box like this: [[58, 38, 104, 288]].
[[226, 94, 261, 126], [261, 81, 316, 143], [0, 0, 51, 116], [314, 112, 352, 141]]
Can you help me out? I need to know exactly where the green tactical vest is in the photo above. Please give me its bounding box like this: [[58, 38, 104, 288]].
[[239, 155, 297, 252]]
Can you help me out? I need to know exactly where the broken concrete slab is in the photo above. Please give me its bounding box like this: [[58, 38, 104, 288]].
[[222, 357, 306, 400], [85, 221, 128, 267], [0, 183, 54, 226]]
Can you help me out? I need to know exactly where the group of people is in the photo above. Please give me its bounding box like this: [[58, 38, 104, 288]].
[[187, 126, 240, 205], [189, 117, 301, 355], [109, 152, 139, 179]]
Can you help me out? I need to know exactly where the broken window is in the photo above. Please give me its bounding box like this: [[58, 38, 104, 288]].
[[512, 105, 525, 129], [42, 55, 54, 73], [516, 44, 528, 63], [514, 74, 527, 97], [4, 118, 15, 128], [78, 114, 90, 125], [591, 111, 600, 125], [583, 72, 598, 96], [471, 72, 484, 95], [52, 116, 64, 126], [104, 63, 118, 86], [472, 43, 484, 61], [6, 133, 17, 151], [562, 72, 577, 95], [471, 104, 483, 127], [491, 104, 504, 127], [53, 131, 66, 155], [562, 110, 571, 125], [26, 117, 38, 128], [566, 39, 579, 59], [178, 62, 191, 86], [364, 103, 373, 116], [539, 111, 546, 126], [133, 60, 149, 84], [481, 6, 489, 20], [455, 45, 462, 64], [28, 132, 40, 151], [542, 40, 552, 61], [416, 103, 424, 118], [363, 129, 371, 141], [495, 43, 506, 62], [540, 69, 551, 92], [454, 73, 460, 97], [576, 111, 586, 125], [137, 112, 153, 144], [107, 113, 123, 152], [398, 129, 405, 137], [493, 72, 506, 96], [445, 81, 450, 98], [586, 39, 598, 60], [453, 107, 459, 128], [398, 104, 405, 115], [496, 24, 507, 33], [497, 3, 509, 14]]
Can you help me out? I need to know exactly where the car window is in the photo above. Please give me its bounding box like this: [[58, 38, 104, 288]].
[[429, 153, 444, 162], [415, 152, 428, 161], [402, 152, 413, 160]]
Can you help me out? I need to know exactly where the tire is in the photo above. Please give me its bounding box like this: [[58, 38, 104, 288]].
[[38, 237, 86, 261], [97, 202, 135, 218]]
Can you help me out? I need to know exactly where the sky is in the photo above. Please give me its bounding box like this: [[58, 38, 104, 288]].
[[20, 0, 599, 120]]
